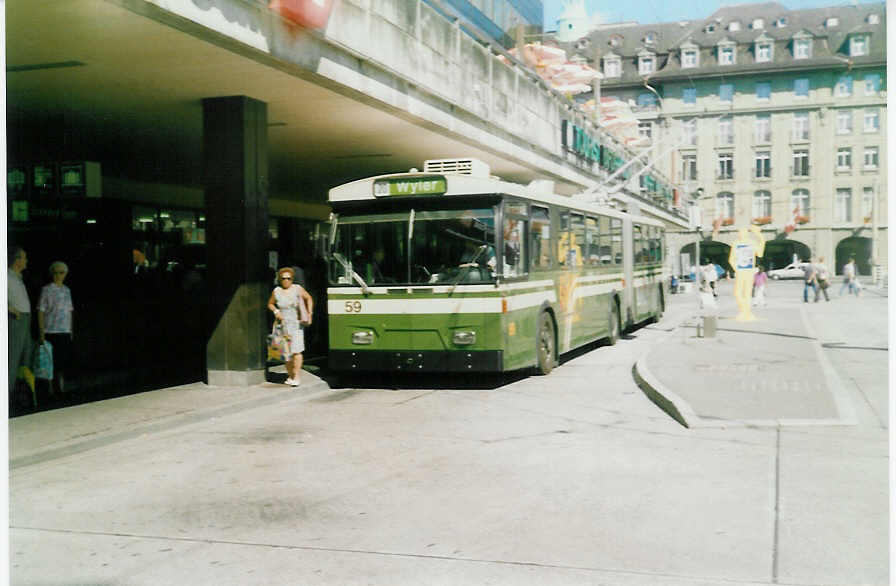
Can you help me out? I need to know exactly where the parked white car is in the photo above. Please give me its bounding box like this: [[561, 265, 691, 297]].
[[768, 262, 809, 280]]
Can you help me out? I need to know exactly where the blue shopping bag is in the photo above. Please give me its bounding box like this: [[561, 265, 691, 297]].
[[35, 341, 54, 380]]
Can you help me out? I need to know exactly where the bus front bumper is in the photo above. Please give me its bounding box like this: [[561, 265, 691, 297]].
[[329, 349, 503, 372]]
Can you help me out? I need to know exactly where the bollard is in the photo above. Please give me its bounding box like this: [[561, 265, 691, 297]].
[[703, 315, 717, 338]]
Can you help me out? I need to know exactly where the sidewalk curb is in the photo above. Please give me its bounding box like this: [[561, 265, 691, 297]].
[[632, 308, 859, 429], [11, 374, 333, 470]]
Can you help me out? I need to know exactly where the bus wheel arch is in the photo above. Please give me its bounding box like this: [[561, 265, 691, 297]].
[[534, 306, 557, 375]]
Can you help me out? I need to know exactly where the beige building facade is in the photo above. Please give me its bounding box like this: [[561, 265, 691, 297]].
[[561, 2, 887, 276]]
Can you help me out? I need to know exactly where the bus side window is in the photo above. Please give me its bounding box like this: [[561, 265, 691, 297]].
[[585, 216, 599, 266], [634, 225, 648, 264], [530, 206, 551, 271], [502, 216, 526, 277], [557, 210, 570, 268], [610, 218, 623, 266]]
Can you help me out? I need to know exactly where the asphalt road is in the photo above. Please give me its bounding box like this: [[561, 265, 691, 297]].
[[9, 280, 889, 585]]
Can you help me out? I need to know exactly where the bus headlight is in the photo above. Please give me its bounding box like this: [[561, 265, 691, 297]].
[[452, 331, 476, 345], [352, 331, 374, 345]]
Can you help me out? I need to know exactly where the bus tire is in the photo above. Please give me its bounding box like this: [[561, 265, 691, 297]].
[[535, 312, 555, 375], [607, 300, 620, 346]]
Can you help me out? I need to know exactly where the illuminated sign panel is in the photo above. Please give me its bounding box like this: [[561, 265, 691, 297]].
[[373, 176, 447, 197]]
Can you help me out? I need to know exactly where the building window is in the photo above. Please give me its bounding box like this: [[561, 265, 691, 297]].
[[684, 119, 698, 145], [639, 55, 655, 75], [683, 87, 697, 104], [728, 21, 741, 32], [836, 110, 852, 134], [719, 45, 735, 65], [825, 17, 839, 28], [756, 81, 771, 100], [794, 38, 811, 59], [637, 93, 657, 108], [644, 31, 657, 44], [754, 151, 771, 178], [717, 152, 733, 179], [793, 78, 809, 97], [792, 112, 809, 140], [835, 75, 853, 97], [754, 115, 771, 143], [863, 146, 879, 169], [682, 49, 698, 68], [850, 35, 869, 57], [792, 189, 810, 218], [864, 74, 881, 95], [755, 42, 773, 62], [868, 14, 880, 25], [718, 117, 733, 144], [603, 57, 621, 78], [752, 190, 771, 219], [792, 150, 809, 176], [834, 188, 852, 222], [638, 121, 653, 141], [775, 17, 788, 27], [863, 109, 880, 133], [752, 18, 764, 29], [681, 153, 697, 180], [836, 147, 852, 170], [718, 192, 735, 220], [719, 83, 733, 102], [862, 187, 874, 221]]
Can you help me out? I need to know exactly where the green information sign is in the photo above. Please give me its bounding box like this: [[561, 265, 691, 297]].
[[373, 176, 447, 197]]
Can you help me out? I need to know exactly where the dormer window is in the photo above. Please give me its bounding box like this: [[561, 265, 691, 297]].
[[609, 35, 622, 48], [793, 38, 811, 59], [868, 14, 879, 25], [705, 24, 716, 33], [755, 38, 773, 62], [603, 55, 621, 78], [774, 17, 788, 27], [850, 35, 869, 57], [728, 21, 741, 32], [681, 41, 699, 68], [644, 31, 657, 45], [752, 18, 764, 29], [825, 17, 838, 28], [719, 45, 736, 65], [638, 53, 656, 75]]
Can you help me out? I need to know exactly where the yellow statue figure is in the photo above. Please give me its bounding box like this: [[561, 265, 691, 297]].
[[728, 225, 766, 321]]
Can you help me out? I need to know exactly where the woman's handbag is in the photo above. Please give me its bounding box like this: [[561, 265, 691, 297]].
[[267, 322, 290, 362], [35, 341, 54, 380], [298, 290, 311, 326]]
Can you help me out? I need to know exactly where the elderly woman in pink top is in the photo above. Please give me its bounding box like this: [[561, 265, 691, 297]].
[[38, 261, 74, 393]]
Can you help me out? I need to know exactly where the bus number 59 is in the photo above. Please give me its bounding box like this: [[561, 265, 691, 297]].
[[345, 301, 362, 313]]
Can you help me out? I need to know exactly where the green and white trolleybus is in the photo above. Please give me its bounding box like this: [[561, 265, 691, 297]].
[[326, 159, 667, 374]]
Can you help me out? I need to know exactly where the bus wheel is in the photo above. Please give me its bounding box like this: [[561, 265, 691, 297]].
[[535, 312, 555, 375], [607, 301, 620, 346]]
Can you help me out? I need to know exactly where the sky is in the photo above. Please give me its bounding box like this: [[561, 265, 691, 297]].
[[543, 0, 883, 32]]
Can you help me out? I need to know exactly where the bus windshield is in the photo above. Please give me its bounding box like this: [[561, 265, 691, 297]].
[[329, 206, 497, 286]]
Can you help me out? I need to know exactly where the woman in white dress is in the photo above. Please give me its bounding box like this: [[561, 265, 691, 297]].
[[267, 267, 314, 386]]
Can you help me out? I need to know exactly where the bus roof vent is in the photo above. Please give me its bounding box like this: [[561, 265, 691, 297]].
[[423, 158, 490, 178]]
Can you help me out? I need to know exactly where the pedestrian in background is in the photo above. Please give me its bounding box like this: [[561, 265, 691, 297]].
[[815, 257, 831, 302], [38, 261, 75, 393], [267, 267, 314, 387], [752, 266, 768, 308], [702, 262, 718, 298], [8, 246, 32, 393], [803, 259, 819, 303], [839, 257, 858, 296]]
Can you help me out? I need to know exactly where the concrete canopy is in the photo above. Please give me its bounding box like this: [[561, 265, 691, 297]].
[[6, 0, 546, 206]]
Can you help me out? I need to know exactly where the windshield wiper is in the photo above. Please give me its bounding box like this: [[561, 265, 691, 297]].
[[333, 252, 370, 294], [448, 244, 487, 295]]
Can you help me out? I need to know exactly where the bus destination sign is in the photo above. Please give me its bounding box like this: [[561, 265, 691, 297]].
[[373, 176, 447, 197]]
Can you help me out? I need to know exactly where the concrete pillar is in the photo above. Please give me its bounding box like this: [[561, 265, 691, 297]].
[[202, 96, 270, 386]]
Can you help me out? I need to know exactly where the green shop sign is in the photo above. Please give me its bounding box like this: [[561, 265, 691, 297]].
[[561, 120, 601, 164], [373, 176, 447, 197]]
